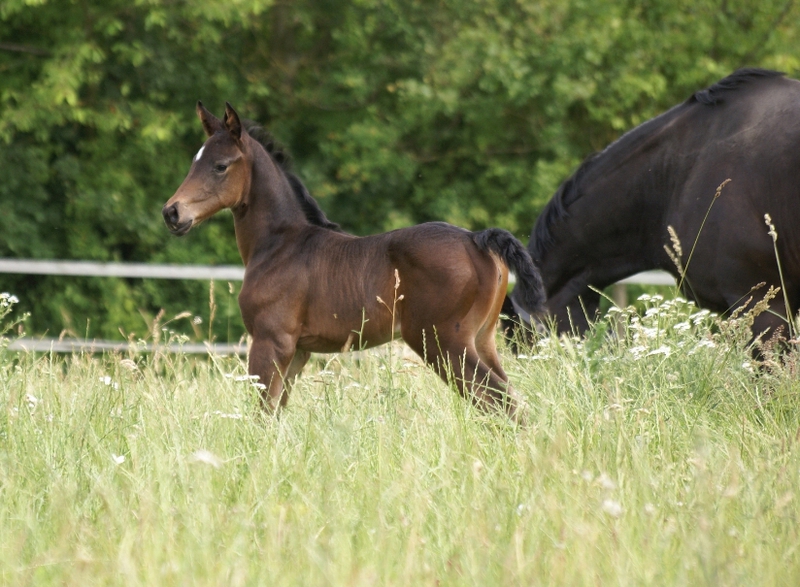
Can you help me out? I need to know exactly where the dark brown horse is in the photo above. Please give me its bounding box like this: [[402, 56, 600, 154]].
[[506, 69, 800, 346], [163, 102, 545, 421]]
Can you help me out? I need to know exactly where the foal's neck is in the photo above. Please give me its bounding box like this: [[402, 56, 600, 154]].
[[233, 142, 310, 267]]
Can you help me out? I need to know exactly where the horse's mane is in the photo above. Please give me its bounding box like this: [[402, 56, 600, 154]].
[[529, 157, 596, 262], [690, 68, 784, 105], [529, 68, 785, 262], [245, 122, 341, 232]]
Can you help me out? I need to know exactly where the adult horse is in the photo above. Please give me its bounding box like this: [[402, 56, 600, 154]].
[[163, 102, 545, 422], [507, 68, 800, 343]]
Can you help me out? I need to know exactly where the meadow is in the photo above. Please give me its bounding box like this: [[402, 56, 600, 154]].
[[1, 293, 800, 586]]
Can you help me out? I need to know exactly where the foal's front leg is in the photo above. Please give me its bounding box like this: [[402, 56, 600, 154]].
[[248, 334, 307, 412]]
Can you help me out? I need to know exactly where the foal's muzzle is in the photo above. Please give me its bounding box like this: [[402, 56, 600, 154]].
[[162, 204, 192, 236]]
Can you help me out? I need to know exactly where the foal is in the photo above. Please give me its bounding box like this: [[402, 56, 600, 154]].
[[163, 103, 544, 421]]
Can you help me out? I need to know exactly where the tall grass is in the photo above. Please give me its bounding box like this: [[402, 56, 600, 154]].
[[1, 294, 800, 586]]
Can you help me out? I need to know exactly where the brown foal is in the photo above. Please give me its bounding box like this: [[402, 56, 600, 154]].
[[163, 102, 544, 421]]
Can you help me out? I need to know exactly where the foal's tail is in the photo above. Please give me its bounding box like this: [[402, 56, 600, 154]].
[[472, 229, 545, 315]]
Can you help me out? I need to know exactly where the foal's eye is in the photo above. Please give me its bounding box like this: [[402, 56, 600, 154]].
[[214, 163, 228, 173]]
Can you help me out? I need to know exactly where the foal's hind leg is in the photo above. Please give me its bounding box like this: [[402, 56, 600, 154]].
[[446, 346, 523, 422], [474, 322, 508, 381], [284, 349, 311, 392], [472, 289, 527, 421], [406, 327, 522, 422], [474, 325, 527, 421]]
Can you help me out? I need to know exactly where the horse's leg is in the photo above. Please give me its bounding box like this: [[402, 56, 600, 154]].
[[472, 286, 528, 422], [474, 289, 509, 381], [475, 335, 507, 380], [284, 350, 311, 392], [446, 345, 523, 422], [473, 322, 528, 420], [248, 334, 300, 411], [406, 327, 522, 421]]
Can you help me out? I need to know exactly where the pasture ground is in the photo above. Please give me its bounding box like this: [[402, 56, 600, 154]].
[[1, 296, 800, 585]]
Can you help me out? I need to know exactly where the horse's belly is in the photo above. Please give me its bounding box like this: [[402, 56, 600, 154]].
[[296, 314, 395, 353]]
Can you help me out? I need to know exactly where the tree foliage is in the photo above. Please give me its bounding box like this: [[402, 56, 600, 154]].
[[1, 0, 798, 339]]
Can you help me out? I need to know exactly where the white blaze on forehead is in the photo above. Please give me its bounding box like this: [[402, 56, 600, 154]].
[[194, 146, 205, 161]]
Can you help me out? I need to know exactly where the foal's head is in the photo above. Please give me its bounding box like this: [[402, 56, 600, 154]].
[[162, 102, 252, 235]]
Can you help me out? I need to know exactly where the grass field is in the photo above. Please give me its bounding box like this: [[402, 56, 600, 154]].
[[2, 293, 800, 586]]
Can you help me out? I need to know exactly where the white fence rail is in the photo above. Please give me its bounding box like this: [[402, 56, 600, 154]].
[[0, 258, 245, 281], [6, 338, 247, 355], [0, 258, 676, 353]]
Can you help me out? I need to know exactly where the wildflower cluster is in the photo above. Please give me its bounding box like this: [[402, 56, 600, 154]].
[[515, 286, 780, 384], [613, 295, 720, 361], [0, 292, 18, 308], [1, 292, 24, 346]]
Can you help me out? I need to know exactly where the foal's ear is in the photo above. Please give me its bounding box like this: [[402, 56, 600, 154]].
[[196, 101, 222, 137], [224, 102, 242, 141]]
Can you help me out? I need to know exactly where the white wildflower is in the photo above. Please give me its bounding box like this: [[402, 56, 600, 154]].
[[190, 449, 223, 468], [646, 345, 671, 358], [689, 339, 717, 355], [602, 499, 623, 518], [629, 345, 648, 359], [641, 327, 660, 339], [0, 293, 19, 306], [212, 410, 243, 420], [598, 472, 617, 490], [99, 376, 119, 390], [233, 375, 259, 382], [112, 454, 126, 465]]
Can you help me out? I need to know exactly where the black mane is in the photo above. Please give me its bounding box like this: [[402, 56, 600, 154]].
[[690, 68, 783, 105], [246, 123, 341, 232], [529, 68, 784, 262], [529, 156, 596, 262]]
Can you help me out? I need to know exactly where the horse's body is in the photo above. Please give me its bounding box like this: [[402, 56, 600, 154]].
[[163, 103, 544, 421], [508, 69, 800, 341]]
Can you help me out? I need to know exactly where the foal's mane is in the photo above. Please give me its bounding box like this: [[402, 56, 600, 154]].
[[245, 123, 341, 232], [529, 68, 785, 262]]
